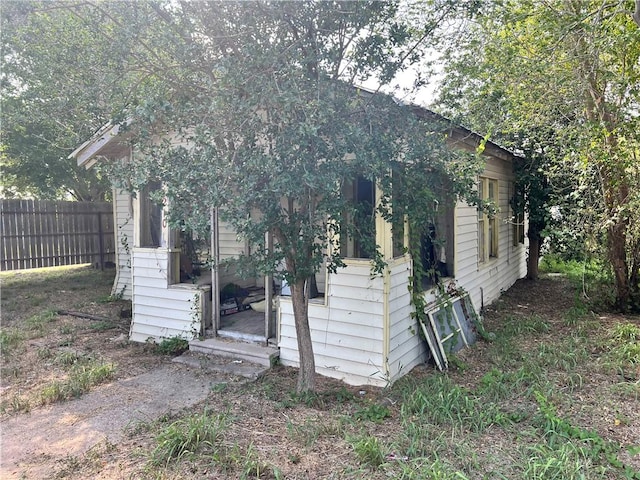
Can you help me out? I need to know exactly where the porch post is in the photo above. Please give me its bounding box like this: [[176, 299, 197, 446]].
[[264, 230, 275, 341], [376, 182, 392, 380], [211, 208, 220, 335], [375, 183, 393, 261]]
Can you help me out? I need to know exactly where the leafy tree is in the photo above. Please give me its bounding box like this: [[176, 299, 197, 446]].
[[0, 1, 145, 200], [76, 0, 479, 392], [438, 0, 640, 308]]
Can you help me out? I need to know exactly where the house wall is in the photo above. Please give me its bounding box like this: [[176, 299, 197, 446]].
[[383, 154, 526, 385], [217, 218, 256, 289], [453, 155, 527, 310], [278, 260, 387, 386], [129, 248, 208, 343], [111, 188, 133, 300], [386, 257, 427, 382]]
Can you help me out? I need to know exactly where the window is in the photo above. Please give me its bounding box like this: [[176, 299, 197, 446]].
[[411, 200, 455, 290], [513, 211, 525, 246], [391, 171, 406, 258], [139, 181, 164, 248], [478, 177, 498, 263], [340, 176, 375, 259], [176, 227, 212, 283]]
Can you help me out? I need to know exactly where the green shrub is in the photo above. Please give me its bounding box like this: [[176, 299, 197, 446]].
[[156, 337, 189, 355]]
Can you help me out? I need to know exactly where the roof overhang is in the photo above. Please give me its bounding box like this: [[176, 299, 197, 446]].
[[356, 85, 522, 163], [69, 122, 129, 169], [70, 90, 523, 170]]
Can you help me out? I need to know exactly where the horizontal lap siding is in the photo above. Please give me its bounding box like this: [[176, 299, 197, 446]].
[[217, 220, 256, 288], [454, 156, 527, 310], [130, 249, 202, 343], [112, 190, 133, 300], [219, 220, 245, 259], [278, 265, 386, 386], [387, 260, 425, 381]]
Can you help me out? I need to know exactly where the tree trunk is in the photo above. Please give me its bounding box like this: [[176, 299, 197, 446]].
[[526, 222, 543, 280], [527, 234, 541, 280], [290, 277, 316, 393], [608, 220, 631, 310]]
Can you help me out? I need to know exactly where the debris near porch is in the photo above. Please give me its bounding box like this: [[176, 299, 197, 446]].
[[420, 292, 480, 370]]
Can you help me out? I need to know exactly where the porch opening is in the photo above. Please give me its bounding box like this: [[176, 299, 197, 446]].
[[411, 200, 455, 291], [340, 176, 376, 259]]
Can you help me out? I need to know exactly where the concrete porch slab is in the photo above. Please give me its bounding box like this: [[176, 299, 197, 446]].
[[188, 337, 279, 367], [172, 350, 271, 380]]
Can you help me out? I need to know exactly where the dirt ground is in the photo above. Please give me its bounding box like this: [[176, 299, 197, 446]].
[[0, 266, 269, 479], [0, 267, 163, 417], [1, 266, 639, 479], [1, 363, 227, 479], [456, 276, 640, 459]]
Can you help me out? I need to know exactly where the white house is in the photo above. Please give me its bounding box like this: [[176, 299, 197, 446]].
[[70, 105, 527, 387]]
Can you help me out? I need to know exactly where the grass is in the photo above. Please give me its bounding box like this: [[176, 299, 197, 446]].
[[349, 435, 385, 468], [0, 265, 134, 413], [605, 322, 640, 380], [150, 408, 279, 476], [61, 265, 640, 478], [0, 329, 25, 355], [39, 359, 115, 404], [2, 262, 639, 479], [87, 320, 118, 331], [25, 308, 58, 331], [539, 254, 618, 310], [151, 409, 230, 465]]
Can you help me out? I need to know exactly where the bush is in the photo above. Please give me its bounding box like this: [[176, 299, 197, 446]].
[[156, 337, 189, 356]]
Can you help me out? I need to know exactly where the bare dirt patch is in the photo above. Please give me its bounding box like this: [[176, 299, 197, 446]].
[[1, 266, 164, 416]]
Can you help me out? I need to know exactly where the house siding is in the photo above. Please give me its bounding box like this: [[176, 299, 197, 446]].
[[278, 261, 387, 386], [129, 248, 206, 343], [387, 258, 426, 382], [111, 189, 133, 300], [384, 155, 526, 385], [217, 219, 256, 288], [453, 155, 527, 310], [219, 219, 245, 259]]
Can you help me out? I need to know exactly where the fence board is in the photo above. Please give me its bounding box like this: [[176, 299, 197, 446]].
[[0, 200, 115, 271]]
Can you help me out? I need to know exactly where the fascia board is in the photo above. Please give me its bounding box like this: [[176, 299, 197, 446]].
[[69, 122, 124, 169]]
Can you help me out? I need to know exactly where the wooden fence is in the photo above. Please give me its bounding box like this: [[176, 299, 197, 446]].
[[1, 199, 115, 271]]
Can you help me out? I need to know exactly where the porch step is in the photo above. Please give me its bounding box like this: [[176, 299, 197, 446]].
[[188, 337, 279, 367], [172, 351, 270, 380]]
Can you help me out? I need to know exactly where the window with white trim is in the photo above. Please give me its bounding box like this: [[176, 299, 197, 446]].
[[478, 177, 499, 263]]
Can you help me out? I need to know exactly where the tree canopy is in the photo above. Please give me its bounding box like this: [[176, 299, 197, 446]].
[[1, 1, 149, 200], [437, 0, 640, 309], [100, 0, 480, 392]]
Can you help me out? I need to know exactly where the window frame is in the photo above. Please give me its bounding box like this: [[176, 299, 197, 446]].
[[340, 176, 376, 259], [478, 176, 499, 264], [137, 181, 165, 249]]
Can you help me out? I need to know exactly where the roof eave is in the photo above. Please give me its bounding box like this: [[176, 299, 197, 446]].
[[69, 122, 127, 169]]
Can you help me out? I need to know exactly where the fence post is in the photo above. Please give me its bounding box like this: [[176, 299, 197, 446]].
[[98, 212, 105, 270]]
